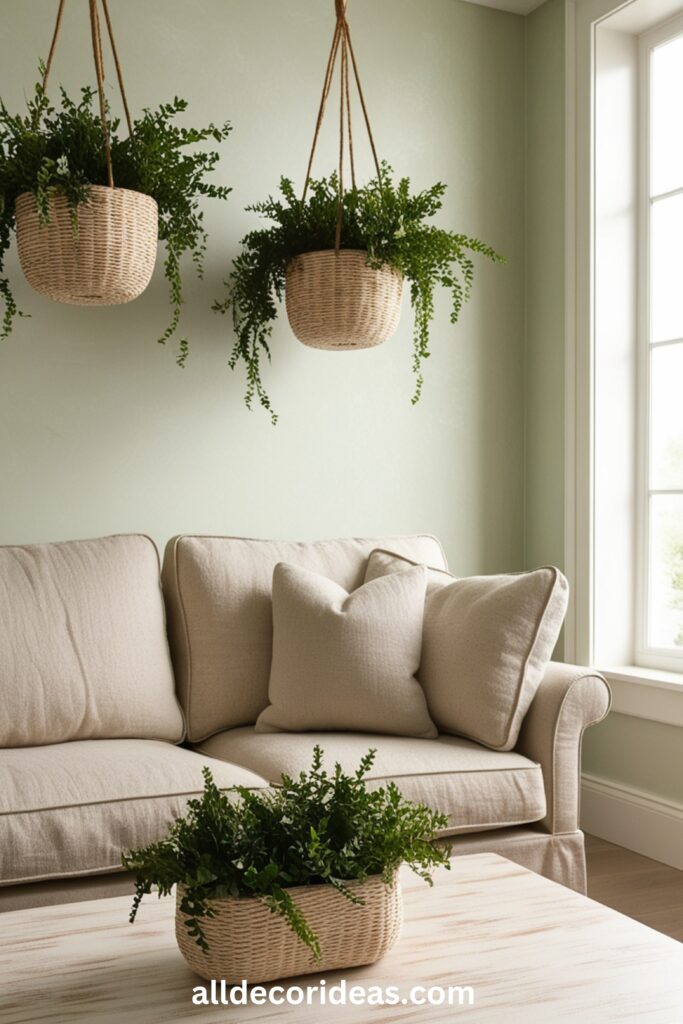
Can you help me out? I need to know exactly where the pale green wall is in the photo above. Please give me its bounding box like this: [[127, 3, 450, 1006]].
[[524, 0, 566, 574], [524, 0, 683, 807], [584, 714, 683, 805], [583, 713, 683, 805], [0, 0, 525, 575]]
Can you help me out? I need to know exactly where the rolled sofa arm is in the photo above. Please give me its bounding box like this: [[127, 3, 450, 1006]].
[[515, 662, 611, 835]]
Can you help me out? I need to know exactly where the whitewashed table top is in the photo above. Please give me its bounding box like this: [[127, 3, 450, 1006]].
[[0, 853, 681, 1023]]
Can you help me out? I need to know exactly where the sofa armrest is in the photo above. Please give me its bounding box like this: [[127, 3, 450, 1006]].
[[515, 662, 611, 834]]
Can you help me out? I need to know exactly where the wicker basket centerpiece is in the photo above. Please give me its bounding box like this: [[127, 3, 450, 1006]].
[[285, 249, 403, 350], [124, 748, 450, 987], [15, 186, 158, 306], [175, 871, 402, 984]]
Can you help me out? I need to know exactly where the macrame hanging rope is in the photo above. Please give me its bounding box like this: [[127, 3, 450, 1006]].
[[301, 0, 382, 252], [89, 0, 114, 188], [38, 0, 134, 189], [100, 0, 134, 138], [40, 0, 66, 95]]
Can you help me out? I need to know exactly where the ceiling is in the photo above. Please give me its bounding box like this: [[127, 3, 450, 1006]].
[[465, 0, 683, 24], [463, 0, 545, 14], [607, 0, 683, 31]]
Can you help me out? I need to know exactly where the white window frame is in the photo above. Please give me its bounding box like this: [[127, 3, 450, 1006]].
[[569, 0, 683, 724], [635, 14, 683, 672]]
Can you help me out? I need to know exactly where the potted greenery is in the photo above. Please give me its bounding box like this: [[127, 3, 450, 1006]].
[[215, 164, 503, 423], [0, 78, 231, 363], [123, 747, 449, 983]]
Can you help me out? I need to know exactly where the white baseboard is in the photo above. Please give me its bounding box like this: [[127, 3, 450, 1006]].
[[581, 773, 683, 871]]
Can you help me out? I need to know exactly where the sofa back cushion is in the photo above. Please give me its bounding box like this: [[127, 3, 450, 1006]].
[[162, 534, 447, 742], [0, 534, 184, 748]]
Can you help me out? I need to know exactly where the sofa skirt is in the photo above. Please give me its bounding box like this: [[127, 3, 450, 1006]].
[[437, 827, 587, 894]]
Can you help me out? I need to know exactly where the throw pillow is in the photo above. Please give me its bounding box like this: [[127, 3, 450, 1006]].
[[255, 561, 436, 738], [365, 549, 568, 751]]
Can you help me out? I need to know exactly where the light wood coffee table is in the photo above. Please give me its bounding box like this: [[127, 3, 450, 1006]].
[[1, 853, 681, 1022]]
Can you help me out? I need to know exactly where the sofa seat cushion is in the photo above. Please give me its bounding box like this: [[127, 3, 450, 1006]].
[[162, 534, 447, 742], [195, 728, 546, 838], [0, 740, 267, 886]]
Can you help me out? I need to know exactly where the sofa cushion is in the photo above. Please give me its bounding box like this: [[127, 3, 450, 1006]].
[[0, 740, 267, 886], [162, 534, 447, 742], [195, 728, 546, 837], [255, 563, 436, 738], [0, 534, 184, 747], [365, 550, 569, 751]]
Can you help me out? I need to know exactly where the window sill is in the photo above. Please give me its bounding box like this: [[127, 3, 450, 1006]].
[[599, 666, 683, 727]]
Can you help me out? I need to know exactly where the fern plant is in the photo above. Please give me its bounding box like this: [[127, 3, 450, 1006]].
[[215, 164, 504, 422], [0, 76, 231, 361], [123, 746, 449, 960]]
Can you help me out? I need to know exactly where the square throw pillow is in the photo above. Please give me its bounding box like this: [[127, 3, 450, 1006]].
[[365, 549, 569, 751], [255, 561, 437, 738]]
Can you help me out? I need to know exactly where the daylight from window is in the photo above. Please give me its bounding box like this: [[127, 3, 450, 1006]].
[[647, 30, 683, 653]]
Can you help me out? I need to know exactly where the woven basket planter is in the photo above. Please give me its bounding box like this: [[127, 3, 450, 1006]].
[[285, 249, 403, 350], [15, 186, 158, 306], [176, 873, 402, 983]]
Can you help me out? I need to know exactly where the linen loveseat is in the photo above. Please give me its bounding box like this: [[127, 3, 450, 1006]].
[[0, 533, 610, 912]]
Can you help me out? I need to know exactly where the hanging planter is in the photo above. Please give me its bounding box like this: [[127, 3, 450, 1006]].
[[0, 0, 231, 358], [285, 249, 402, 350], [215, 0, 505, 423], [15, 185, 157, 306], [283, 0, 404, 352], [15, 0, 156, 307]]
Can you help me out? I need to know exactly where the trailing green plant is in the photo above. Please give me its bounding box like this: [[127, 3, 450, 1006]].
[[214, 164, 504, 422], [0, 74, 231, 360], [123, 746, 449, 961]]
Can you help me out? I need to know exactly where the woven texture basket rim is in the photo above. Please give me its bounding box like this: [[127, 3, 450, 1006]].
[[15, 184, 158, 212], [287, 247, 399, 270], [177, 871, 393, 905]]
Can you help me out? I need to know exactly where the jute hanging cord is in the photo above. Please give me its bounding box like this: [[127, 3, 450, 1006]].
[[301, 0, 383, 252], [38, 0, 136, 189]]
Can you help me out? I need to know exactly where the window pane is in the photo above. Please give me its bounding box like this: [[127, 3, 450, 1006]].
[[650, 343, 683, 489], [651, 194, 683, 342], [651, 33, 683, 197], [648, 494, 683, 651]]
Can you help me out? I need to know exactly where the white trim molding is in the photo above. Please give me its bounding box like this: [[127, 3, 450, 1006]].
[[464, 0, 544, 13], [581, 772, 683, 869], [634, 15, 683, 675], [602, 666, 683, 725]]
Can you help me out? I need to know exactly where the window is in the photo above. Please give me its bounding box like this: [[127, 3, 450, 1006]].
[[572, 0, 683, 717], [638, 19, 683, 670]]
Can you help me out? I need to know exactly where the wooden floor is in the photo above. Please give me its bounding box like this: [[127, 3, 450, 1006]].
[[585, 833, 683, 942]]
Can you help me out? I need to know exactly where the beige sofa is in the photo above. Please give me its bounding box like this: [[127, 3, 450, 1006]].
[[0, 533, 610, 912]]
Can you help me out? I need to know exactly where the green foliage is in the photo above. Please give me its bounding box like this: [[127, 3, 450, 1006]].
[[123, 746, 449, 960], [215, 164, 504, 422], [0, 75, 231, 357]]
